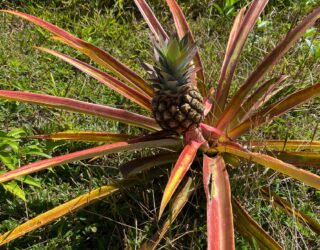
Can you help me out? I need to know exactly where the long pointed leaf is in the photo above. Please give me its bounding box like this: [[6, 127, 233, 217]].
[[260, 187, 320, 234], [141, 177, 195, 250], [203, 155, 234, 250], [0, 168, 165, 246], [0, 138, 180, 184], [232, 197, 282, 250], [0, 90, 160, 131], [32, 131, 134, 142], [165, 0, 206, 96], [37, 47, 152, 110], [242, 140, 320, 151], [134, 0, 168, 41], [230, 75, 288, 127], [229, 83, 320, 138], [0, 182, 121, 245], [1, 10, 153, 97], [214, 1, 268, 118], [204, 7, 246, 116], [200, 123, 226, 142], [216, 7, 320, 131], [216, 144, 320, 190], [120, 152, 179, 177], [158, 140, 202, 219], [267, 151, 320, 168]]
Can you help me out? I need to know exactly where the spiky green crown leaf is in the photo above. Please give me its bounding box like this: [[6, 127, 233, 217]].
[[145, 34, 198, 94]]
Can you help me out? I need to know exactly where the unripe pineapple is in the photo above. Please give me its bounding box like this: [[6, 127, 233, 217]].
[[145, 34, 204, 134]]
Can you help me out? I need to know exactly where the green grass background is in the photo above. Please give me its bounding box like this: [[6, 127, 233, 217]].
[[0, 0, 319, 249]]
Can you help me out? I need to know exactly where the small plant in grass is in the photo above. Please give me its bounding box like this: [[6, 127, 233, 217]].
[[212, 0, 240, 17], [0, 0, 319, 248], [0, 128, 49, 201]]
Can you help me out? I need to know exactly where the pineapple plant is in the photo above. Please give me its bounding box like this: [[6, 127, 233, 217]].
[[146, 34, 204, 133], [0, 0, 319, 249]]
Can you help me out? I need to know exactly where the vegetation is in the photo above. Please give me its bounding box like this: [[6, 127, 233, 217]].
[[0, 0, 319, 249]]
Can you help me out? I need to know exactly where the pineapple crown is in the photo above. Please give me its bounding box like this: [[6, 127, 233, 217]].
[[144, 34, 198, 94]]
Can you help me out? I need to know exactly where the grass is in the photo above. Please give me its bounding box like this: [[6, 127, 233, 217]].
[[0, 0, 319, 249]]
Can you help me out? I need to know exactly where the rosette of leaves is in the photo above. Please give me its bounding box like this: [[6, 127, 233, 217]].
[[0, 0, 319, 249]]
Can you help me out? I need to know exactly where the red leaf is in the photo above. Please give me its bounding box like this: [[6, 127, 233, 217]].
[[203, 155, 234, 250], [216, 143, 320, 190], [37, 47, 152, 110], [1, 10, 153, 97], [216, 7, 320, 131], [134, 0, 168, 41], [0, 90, 160, 131], [213, 1, 268, 117], [0, 137, 180, 184], [229, 75, 288, 128], [229, 83, 320, 138]]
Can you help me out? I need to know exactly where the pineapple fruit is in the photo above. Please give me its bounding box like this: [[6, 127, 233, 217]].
[[145, 34, 205, 134]]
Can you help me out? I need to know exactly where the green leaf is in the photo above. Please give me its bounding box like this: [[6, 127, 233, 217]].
[[0, 153, 18, 170], [2, 181, 26, 201], [7, 128, 27, 138], [16, 176, 41, 188]]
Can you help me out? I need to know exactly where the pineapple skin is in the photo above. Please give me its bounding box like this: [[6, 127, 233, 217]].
[[152, 87, 204, 134]]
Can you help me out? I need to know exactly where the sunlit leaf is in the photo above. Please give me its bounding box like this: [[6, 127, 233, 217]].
[[213, 0, 268, 118], [267, 151, 320, 168], [2, 181, 26, 201], [0, 179, 129, 245], [159, 140, 202, 219], [230, 75, 288, 127], [32, 131, 133, 142], [204, 7, 246, 117], [241, 140, 320, 151]]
